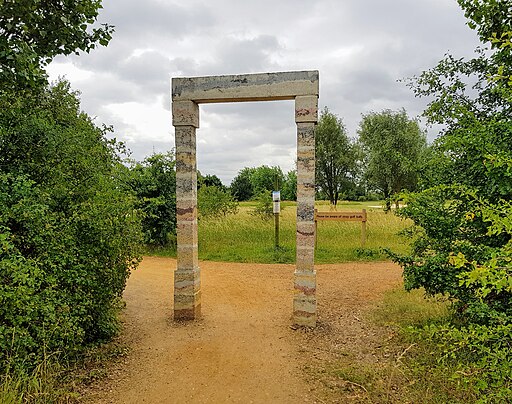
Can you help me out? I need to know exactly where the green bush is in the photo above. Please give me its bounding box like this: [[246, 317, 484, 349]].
[[250, 191, 275, 219], [0, 82, 142, 373], [198, 185, 238, 219], [407, 323, 512, 403], [127, 153, 176, 246]]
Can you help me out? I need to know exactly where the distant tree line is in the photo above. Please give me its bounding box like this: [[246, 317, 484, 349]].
[[230, 107, 428, 210]]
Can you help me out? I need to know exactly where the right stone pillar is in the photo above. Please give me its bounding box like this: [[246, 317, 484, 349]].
[[293, 95, 318, 326]]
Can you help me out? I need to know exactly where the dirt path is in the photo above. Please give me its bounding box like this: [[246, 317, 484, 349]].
[[82, 257, 402, 403]]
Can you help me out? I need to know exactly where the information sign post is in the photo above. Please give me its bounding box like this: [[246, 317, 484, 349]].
[[272, 191, 281, 248]]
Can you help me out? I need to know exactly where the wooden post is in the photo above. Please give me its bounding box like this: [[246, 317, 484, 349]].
[[361, 209, 367, 248], [274, 212, 279, 248], [314, 209, 318, 249]]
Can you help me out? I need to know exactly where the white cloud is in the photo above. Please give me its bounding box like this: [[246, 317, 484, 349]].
[[47, 61, 93, 82], [103, 98, 172, 144]]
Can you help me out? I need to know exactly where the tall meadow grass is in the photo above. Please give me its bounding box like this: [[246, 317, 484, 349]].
[[196, 200, 411, 263]]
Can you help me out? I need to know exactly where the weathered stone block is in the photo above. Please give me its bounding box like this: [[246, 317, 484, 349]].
[[297, 201, 315, 222], [175, 125, 197, 149], [296, 122, 316, 147], [295, 95, 318, 123], [174, 268, 201, 293], [293, 295, 317, 327], [296, 170, 315, 184], [174, 291, 201, 320], [172, 100, 199, 128], [175, 154, 197, 172], [176, 200, 197, 221], [296, 246, 315, 269], [294, 270, 316, 295]]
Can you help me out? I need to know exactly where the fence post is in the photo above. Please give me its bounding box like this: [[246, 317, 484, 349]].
[[361, 209, 367, 248], [314, 209, 318, 248]]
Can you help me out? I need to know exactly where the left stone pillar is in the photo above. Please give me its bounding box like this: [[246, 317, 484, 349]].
[[172, 100, 201, 320]]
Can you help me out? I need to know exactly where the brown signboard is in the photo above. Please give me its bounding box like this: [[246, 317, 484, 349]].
[[314, 209, 368, 248], [314, 210, 367, 222]]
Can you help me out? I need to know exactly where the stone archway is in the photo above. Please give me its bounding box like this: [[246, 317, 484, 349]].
[[171, 71, 318, 326]]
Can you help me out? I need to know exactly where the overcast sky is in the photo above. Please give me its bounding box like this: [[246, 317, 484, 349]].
[[46, 0, 481, 184]]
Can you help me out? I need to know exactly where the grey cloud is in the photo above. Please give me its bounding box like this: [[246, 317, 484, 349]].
[[77, 73, 138, 109], [98, 0, 216, 43], [195, 34, 283, 76]]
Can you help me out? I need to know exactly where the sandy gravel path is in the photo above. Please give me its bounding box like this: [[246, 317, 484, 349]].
[[82, 257, 402, 403]]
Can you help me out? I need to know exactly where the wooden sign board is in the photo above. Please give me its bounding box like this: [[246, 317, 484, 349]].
[[314, 210, 367, 222], [314, 209, 367, 247]]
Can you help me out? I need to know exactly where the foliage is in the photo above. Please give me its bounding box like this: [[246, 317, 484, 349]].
[[394, 0, 512, 320], [369, 286, 510, 403], [198, 185, 238, 219], [281, 170, 297, 201], [0, 81, 142, 373], [230, 167, 255, 201], [357, 109, 427, 210], [198, 172, 226, 191], [250, 191, 275, 219], [230, 165, 285, 202], [392, 186, 511, 324], [0, 0, 113, 90], [315, 107, 359, 206], [405, 322, 512, 403], [388, 2, 512, 400], [249, 165, 284, 195], [127, 152, 177, 247]]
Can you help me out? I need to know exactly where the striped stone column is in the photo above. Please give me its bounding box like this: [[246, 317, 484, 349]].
[[293, 95, 318, 326], [172, 100, 201, 320]]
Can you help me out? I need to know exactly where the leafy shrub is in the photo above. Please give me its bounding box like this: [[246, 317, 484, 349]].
[[391, 185, 511, 325], [407, 322, 512, 403], [127, 153, 176, 246], [281, 170, 297, 201], [198, 185, 238, 219], [250, 191, 275, 219], [0, 82, 142, 373]]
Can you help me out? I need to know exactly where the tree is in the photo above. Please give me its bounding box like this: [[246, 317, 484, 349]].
[[357, 109, 427, 210], [230, 166, 284, 201], [281, 170, 297, 201], [230, 167, 255, 201], [388, 5, 512, 396], [128, 153, 177, 246], [0, 1, 135, 375], [315, 107, 359, 206], [198, 185, 238, 219], [250, 165, 284, 195], [0, 81, 142, 371], [198, 173, 226, 191], [0, 0, 113, 90]]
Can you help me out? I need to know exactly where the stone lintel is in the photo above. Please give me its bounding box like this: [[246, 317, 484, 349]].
[[172, 71, 319, 103], [172, 100, 199, 128], [295, 95, 318, 123]]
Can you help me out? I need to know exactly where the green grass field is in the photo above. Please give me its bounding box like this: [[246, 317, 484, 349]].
[[152, 200, 412, 263], [200, 200, 411, 263]]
